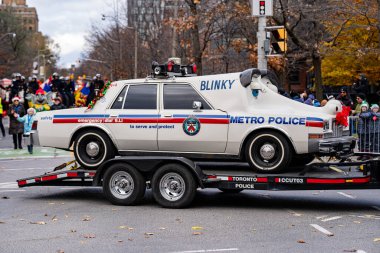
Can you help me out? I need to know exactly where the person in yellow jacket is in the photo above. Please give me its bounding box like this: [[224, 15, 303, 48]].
[[0, 97, 6, 137]]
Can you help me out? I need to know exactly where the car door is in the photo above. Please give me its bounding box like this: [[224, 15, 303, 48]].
[[105, 84, 159, 151], [158, 83, 229, 153]]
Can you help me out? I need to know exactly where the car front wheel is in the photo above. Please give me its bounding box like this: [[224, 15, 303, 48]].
[[245, 131, 292, 173], [74, 130, 115, 169]]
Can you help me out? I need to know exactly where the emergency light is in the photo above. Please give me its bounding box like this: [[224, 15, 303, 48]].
[[151, 61, 197, 77]]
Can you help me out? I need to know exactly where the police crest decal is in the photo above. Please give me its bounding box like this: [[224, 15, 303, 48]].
[[183, 116, 201, 136]]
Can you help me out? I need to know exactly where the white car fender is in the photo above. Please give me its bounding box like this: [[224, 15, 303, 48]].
[[69, 123, 118, 149]]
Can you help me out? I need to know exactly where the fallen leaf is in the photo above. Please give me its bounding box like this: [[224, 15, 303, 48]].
[[297, 240, 306, 243], [30, 221, 47, 225], [48, 202, 55, 205], [159, 227, 166, 230], [343, 250, 356, 252], [65, 215, 69, 218], [0, 221, 5, 224], [52, 216, 58, 221], [374, 238, 380, 242], [192, 232, 202, 235], [144, 232, 154, 236], [57, 250, 64, 253], [83, 234, 96, 239], [61, 203, 65, 205], [128, 238, 133, 241], [118, 240, 123, 243], [112, 208, 118, 211], [19, 219, 25, 221], [82, 217, 91, 222], [44, 214, 49, 217], [2, 196, 9, 199], [192, 226, 203, 230], [353, 221, 361, 224], [70, 229, 76, 233]]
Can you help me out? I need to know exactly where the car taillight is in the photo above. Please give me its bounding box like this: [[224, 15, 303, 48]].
[[32, 121, 38, 130]]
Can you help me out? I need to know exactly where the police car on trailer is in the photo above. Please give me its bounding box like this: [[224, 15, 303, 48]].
[[19, 63, 380, 208], [35, 63, 354, 173]]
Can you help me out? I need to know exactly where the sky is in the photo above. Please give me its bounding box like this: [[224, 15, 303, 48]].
[[27, 0, 111, 68]]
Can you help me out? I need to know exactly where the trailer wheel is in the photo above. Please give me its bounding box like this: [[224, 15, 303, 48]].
[[74, 130, 115, 169], [245, 131, 291, 173], [152, 164, 197, 208], [218, 188, 243, 194], [103, 163, 146, 206]]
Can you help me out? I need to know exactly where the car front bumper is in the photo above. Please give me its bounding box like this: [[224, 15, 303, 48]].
[[318, 136, 356, 154]]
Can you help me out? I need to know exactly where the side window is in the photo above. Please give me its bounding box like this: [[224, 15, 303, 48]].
[[163, 84, 211, 110], [124, 84, 157, 109], [111, 85, 128, 109]]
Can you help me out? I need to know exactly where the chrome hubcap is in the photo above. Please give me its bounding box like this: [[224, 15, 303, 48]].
[[86, 142, 100, 157], [260, 143, 275, 160], [160, 173, 185, 201], [110, 171, 134, 199]]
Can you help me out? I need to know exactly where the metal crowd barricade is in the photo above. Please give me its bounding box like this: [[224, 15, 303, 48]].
[[350, 115, 380, 154]]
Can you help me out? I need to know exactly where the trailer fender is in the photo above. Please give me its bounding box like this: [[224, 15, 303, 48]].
[[92, 156, 206, 188]]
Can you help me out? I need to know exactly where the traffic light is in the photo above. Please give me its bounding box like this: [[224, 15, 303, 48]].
[[271, 28, 287, 54], [259, 1, 265, 15]]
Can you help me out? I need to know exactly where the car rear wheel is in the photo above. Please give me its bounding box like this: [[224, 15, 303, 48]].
[[245, 131, 292, 173], [74, 130, 115, 169]]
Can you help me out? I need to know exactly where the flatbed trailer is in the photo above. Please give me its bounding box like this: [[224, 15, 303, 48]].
[[17, 156, 380, 208]]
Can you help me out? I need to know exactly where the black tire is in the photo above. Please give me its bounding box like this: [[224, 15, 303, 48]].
[[152, 164, 197, 208], [290, 154, 315, 167], [218, 188, 243, 194], [103, 163, 146, 206], [245, 131, 292, 173], [74, 129, 115, 169]]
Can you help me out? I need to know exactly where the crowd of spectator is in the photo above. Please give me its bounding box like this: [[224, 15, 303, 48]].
[[0, 72, 105, 152]]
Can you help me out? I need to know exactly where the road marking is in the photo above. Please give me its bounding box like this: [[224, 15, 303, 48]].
[[337, 192, 356, 199], [321, 216, 343, 222], [310, 224, 334, 236], [170, 248, 239, 253], [0, 182, 18, 189], [372, 206, 380, 211]]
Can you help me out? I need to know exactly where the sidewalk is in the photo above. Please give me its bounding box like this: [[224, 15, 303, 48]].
[[0, 116, 71, 160]]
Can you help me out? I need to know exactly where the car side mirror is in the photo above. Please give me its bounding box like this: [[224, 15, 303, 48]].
[[193, 101, 202, 111]]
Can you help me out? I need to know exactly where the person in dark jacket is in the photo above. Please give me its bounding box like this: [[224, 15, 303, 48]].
[[28, 75, 40, 94], [50, 97, 66, 110], [336, 87, 353, 108], [8, 97, 25, 149], [358, 103, 371, 154]]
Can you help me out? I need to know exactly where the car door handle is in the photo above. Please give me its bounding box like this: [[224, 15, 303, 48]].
[[163, 114, 172, 118], [110, 114, 118, 118]]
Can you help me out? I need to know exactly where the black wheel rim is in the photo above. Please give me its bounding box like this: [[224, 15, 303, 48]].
[[250, 135, 283, 169], [78, 135, 105, 165]]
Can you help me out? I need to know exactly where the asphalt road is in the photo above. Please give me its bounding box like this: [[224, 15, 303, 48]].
[[0, 157, 379, 253]]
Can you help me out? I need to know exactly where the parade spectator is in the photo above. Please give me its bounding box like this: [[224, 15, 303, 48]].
[[358, 103, 371, 156], [353, 93, 367, 115], [354, 74, 370, 96], [320, 99, 328, 107], [10, 73, 27, 101], [370, 104, 380, 153], [336, 87, 353, 107], [50, 97, 66, 110], [15, 108, 36, 154], [8, 97, 25, 149], [0, 96, 5, 138], [28, 75, 40, 94]]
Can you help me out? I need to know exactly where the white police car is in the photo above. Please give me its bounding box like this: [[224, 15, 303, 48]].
[[35, 67, 354, 173]]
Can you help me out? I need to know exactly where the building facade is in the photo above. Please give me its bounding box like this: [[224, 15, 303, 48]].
[[0, 0, 39, 32]]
